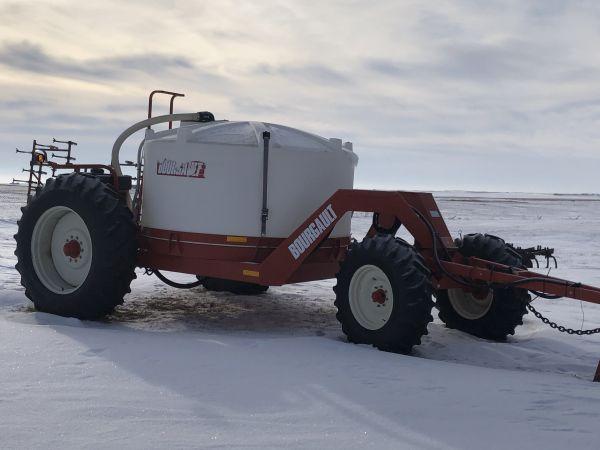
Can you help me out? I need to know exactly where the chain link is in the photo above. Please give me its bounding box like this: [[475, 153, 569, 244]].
[[526, 303, 600, 335]]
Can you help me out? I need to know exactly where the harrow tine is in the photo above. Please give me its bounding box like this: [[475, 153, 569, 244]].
[[544, 255, 557, 269], [12, 179, 33, 184], [51, 153, 76, 161], [52, 138, 77, 146]]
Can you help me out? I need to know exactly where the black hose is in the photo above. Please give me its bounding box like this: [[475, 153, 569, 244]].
[[411, 208, 473, 288], [529, 290, 562, 300], [153, 269, 203, 289]]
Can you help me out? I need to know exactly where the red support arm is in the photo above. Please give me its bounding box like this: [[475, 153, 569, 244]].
[[257, 189, 448, 284]]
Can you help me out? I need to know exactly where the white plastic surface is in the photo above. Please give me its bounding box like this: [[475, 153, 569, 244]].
[[141, 121, 358, 238]]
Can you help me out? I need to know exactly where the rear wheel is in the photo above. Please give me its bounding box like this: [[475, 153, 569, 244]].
[[436, 233, 529, 340], [334, 235, 434, 353], [14, 173, 137, 319]]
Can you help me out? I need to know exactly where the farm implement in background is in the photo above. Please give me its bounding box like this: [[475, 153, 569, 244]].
[[13, 139, 77, 203]]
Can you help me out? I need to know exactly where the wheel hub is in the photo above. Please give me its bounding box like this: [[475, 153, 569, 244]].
[[371, 288, 387, 305], [63, 239, 82, 259]]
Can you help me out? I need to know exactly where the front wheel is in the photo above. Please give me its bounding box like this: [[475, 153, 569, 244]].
[[334, 235, 434, 353]]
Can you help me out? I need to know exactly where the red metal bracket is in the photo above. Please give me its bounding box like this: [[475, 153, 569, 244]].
[[168, 232, 183, 255], [148, 90, 185, 129]]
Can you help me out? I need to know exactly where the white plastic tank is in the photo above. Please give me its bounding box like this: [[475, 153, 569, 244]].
[[140, 120, 358, 238]]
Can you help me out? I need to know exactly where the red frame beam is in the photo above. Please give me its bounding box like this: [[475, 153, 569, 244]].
[[437, 259, 600, 305]]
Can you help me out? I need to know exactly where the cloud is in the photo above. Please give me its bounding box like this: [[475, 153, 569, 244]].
[[253, 63, 351, 85], [526, 0, 569, 18], [0, 99, 47, 109], [366, 40, 560, 83], [0, 40, 194, 81]]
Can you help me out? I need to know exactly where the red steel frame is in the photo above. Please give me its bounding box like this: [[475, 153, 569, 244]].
[[137, 189, 600, 306]]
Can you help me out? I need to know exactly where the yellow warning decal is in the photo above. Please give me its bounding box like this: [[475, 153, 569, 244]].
[[227, 236, 248, 243], [242, 270, 260, 278]]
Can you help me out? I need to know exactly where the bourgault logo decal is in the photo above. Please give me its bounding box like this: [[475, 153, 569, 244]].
[[156, 158, 206, 178], [288, 204, 337, 260]]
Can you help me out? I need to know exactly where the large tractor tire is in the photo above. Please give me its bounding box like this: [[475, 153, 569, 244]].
[[201, 277, 269, 295], [436, 233, 529, 340], [334, 234, 434, 354], [14, 173, 137, 319]]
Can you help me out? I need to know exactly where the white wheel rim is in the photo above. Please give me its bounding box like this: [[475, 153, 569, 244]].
[[447, 288, 493, 320], [31, 206, 92, 294], [348, 264, 394, 330]]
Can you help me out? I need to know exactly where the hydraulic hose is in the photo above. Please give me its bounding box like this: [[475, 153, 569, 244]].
[[153, 269, 203, 289], [411, 208, 473, 288]]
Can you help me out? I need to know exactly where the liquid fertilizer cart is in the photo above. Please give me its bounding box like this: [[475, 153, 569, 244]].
[[13, 91, 600, 380]]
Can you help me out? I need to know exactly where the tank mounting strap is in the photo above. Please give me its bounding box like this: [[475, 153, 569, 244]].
[[261, 131, 271, 236]]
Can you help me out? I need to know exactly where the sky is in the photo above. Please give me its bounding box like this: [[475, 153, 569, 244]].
[[1, 0, 599, 193]]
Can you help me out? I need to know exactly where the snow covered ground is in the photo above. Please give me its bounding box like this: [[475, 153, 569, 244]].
[[1, 185, 599, 449]]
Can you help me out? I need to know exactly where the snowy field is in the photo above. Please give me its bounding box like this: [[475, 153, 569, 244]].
[[1, 185, 600, 449]]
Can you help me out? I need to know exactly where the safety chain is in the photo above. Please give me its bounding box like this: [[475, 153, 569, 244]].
[[526, 303, 600, 335]]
